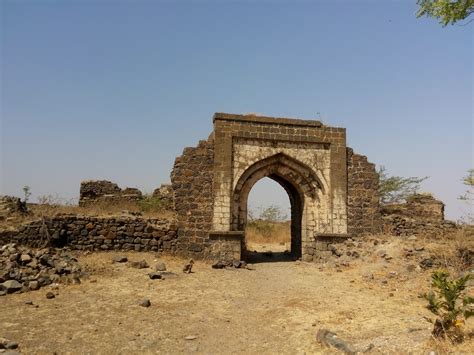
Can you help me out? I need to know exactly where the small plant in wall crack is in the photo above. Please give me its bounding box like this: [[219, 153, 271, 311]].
[[420, 270, 473, 342]]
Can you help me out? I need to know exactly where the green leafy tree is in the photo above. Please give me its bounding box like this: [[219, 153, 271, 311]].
[[421, 270, 473, 341], [22, 185, 32, 204], [377, 166, 428, 204], [458, 169, 473, 201], [458, 169, 473, 223], [417, 0, 474, 26]]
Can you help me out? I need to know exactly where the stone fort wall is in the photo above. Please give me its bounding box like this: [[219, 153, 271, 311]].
[[170, 113, 382, 261], [1, 113, 455, 262], [0, 215, 177, 252]]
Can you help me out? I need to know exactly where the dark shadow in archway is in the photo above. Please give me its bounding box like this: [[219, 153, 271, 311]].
[[244, 251, 298, 263]]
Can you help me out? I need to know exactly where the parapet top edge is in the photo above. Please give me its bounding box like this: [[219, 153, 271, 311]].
[[213, 112, 325, 128]]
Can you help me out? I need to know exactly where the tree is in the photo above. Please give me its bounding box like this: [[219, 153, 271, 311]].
[[22, 185, 32, 204], [458, 169, 473, 222], [378, 166, 428, 204], [416, 0, 474, 26]]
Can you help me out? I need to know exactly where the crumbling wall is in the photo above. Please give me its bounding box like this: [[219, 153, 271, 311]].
[[346, 148, 382, 236], [382, 194, 456, 236], [0, 196, 27, 221], [152, 184, 174, 210], [79, 180, 142, 206], [171, 139, 215, 258], [0, 215, 177, 252]]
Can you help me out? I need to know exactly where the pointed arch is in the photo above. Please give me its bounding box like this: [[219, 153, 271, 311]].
[[231, 153, 326, 259]]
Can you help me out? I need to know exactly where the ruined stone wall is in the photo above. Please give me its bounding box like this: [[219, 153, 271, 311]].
[[152, 184, 174, 210], [0, 196, 27, 220], [381, 194, 456, 236], [171, 139, 215, 258], [79, 180, 142, 206], [346, 148, 382, 236], [0, 215, 177, 252]]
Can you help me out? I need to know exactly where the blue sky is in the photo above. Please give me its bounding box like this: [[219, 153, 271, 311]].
[[1, 0, 472, 220]]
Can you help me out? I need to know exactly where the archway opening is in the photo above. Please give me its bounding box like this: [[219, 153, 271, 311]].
[[243, 176, 302, 262]]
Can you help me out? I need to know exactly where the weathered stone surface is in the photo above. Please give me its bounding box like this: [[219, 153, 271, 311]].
[[346, 148, 381, 236], [0, 215, 177, 254], [2, 280, 23, 293], [130, 260, 149, 269], [381, 194, 457, 237], [0, 196, 27, 217], [0, 243, 83, 294], [155, 262, 166, 272], [148, 272, 162, 280], [139, 298, 151, 307], [152, 184, 174, 209]]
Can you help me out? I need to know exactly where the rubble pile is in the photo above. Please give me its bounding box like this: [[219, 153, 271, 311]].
[[0, 243, 83, 296]]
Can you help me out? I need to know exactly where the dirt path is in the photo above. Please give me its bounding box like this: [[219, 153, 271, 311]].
[[1, 251, 472, 354]]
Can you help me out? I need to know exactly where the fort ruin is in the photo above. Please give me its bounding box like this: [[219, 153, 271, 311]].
[[1, 113, 454, 262], [171, 113, 380, 262]]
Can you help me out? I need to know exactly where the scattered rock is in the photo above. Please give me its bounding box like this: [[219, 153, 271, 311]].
[[406, 264, 416, 272], [155, 262, 167, 272], [148, 272, 162, 280], [130, 260, 149, 269], [139, 298, 151, 307], [46, 291, 55, 299], [184, 335, 197, 340], [1, 280, 23, 293], [316, 328, 373, 354], [212, 260, 249, 269], [20, 254, 32, 264], [113, 256, 128, 263], [0, 338, 19, 351], [24, 300, 33, 305], [212, 261, 227, 269], [420, 257, 434, 269], [0, 243, 83, 295]]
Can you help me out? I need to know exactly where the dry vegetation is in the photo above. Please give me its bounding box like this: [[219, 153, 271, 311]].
[[1, 203, 473, 353], [1, 230, 473, 354], [245, 220, 291, 252]]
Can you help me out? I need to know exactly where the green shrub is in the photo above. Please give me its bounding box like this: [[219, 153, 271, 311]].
[[421, 270, 473, 341], [137, 194, 168, 213]]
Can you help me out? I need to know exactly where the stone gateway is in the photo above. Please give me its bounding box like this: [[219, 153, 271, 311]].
[[171, 113, 381, 262], [1, 112, 454, 261]]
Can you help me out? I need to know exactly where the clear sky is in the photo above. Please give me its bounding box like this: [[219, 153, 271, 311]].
[[1, 0, 472, 220]]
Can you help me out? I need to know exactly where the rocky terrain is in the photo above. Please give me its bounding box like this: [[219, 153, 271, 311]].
[[0, 244, 83, 296], [0, 232, 472, 354]]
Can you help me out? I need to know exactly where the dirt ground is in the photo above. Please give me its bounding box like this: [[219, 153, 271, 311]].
[[1, 237, 473, 354]]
